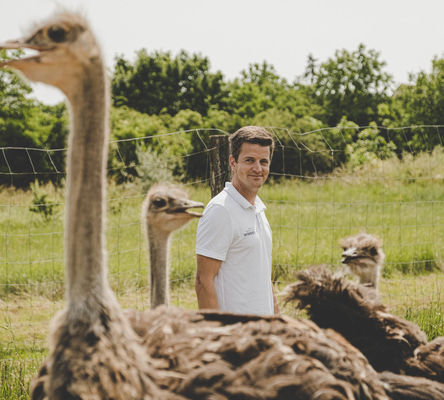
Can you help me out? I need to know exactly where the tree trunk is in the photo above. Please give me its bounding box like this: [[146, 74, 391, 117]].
[[209, 135, 231, 198]]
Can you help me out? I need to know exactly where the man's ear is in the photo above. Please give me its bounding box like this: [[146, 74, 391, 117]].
[[229, 155, 236, 170]]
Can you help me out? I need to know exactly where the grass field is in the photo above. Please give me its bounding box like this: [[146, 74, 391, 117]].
[[1, 154, 444, 398]]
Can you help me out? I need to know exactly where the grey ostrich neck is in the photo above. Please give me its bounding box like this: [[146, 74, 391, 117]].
[[147, 224, 171, 307], [64, 56, 115, 315]]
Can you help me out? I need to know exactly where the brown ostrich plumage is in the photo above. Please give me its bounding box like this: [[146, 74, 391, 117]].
[[33, 305, 390, 400], [283, 265, 444, 384], [126, 306, 389, 398], [404, 336, 444, 382], [378, 371, 444, 400]]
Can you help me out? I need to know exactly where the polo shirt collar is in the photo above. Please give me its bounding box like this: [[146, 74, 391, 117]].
[[224, 182, 266, 213]]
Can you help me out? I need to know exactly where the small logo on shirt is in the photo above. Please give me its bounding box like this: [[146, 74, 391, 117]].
[[244, 228, 256, 237]]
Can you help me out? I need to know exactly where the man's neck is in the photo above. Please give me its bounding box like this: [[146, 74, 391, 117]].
[[231, 181, 257, 205]]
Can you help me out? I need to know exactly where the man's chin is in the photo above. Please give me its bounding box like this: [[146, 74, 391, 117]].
[[249, 180, 265, 189]]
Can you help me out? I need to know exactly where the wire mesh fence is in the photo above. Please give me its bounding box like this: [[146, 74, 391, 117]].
[[1, 125, 443, 382]]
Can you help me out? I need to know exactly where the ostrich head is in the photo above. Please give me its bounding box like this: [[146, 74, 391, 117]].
[[142, 183, 203, 308], [339, 232, 385, 290], [143, 184, 204, 233], [0, 12, 101, 98]]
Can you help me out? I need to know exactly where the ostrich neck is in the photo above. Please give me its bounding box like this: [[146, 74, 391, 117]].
[[64, 58, 113, 311], [147, 226, 170, 307]]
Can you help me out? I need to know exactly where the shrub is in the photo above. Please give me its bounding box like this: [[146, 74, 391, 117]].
[[29, 181, 57, 221], [135, 145, 176, 192]]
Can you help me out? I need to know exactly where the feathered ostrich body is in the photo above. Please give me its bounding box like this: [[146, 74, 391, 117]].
[[142, 184, 203, 308], [2, 10, 444, 400], [340, 232, 385, 291], [0, 11, 174, 400], [283, 265, 444, 384]]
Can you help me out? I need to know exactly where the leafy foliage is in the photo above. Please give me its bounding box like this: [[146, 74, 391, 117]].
[[393, 57, 444, 126], [304, 44, 393, 126], [112, 50, 227, 116], [29, 181, 57, 221], [2, 46, 444, 187], [135, 145, 176, 192], [345, 122, 397, 167]]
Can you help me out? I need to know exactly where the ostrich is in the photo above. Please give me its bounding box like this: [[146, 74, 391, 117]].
[[283, 265, 444, 383], [3, 10, 444, 400], [0, 11, 178, 399], [141, 184, 203, 308], [340, 232, 385, 291]]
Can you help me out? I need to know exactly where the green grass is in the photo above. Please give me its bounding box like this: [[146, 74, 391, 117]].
[[263, 177, 444, 279], [1, 176, 443, 297], [0, 152, 444, 398]]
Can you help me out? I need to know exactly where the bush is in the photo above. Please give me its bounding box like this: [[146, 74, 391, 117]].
[[345, 122, 397, 167], [135, 145, 176, 191], [29, 181, 57, 221]]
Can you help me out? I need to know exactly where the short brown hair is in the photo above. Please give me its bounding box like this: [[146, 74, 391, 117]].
[[229, 126, 274, 161]]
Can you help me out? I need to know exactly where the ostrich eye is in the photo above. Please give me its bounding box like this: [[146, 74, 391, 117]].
[[48, 26, 67, 43], [152, 198, 166, 208], [369, 247, 377, 256]]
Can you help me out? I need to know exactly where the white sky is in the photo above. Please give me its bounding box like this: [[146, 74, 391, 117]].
[[2, 0, 444, 105]]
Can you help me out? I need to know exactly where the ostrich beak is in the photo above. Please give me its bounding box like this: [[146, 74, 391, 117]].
[[0, 39, 23, 50], [341, 248, 359, 264], [171, 199, 204, 218], [341, 256, 352, 264], [0, 39, 54, 71], [0, 40, 22, 68]]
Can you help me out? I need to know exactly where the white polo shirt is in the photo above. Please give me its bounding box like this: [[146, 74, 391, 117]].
[[196, 182, 274, 315]]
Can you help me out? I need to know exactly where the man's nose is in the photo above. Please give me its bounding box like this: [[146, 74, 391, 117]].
[[252, 160, 261, 171]]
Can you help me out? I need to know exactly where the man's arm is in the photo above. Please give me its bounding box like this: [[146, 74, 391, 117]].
[[272, 284, 280, 315], [195, 254, 222, 310]]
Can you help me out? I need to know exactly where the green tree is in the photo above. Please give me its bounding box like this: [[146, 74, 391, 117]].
[[225, 62, 282, 118], [112, 50, 227, 116], [0, 50, 70, 187], [202, 108, 237, 132], [389, 57, 444, 152], [304, 44, 393, 126], [109, 106, 168, 183], [396, 58, 444, 126], [345, 122, 397, 167], [0, 51, 41, 186], [224, 61, 322, 127]]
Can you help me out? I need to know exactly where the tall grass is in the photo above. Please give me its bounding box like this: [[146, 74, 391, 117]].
[[264, 182, 444, 280], [1, 149, 444, 297], [1, 358, 42, 399]]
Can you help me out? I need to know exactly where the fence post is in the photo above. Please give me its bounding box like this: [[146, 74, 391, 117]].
[[209, 135, 231, 198]]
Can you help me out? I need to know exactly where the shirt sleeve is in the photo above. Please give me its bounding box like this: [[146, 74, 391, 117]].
[[196, 203, 233, 261]]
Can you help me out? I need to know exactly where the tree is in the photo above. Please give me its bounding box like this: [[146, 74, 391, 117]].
[[0, 50, 40, 186], [389, 57, 444, 152], [112, 50, 227, 116], [345, 122, 396, 167], [304, 44, 393, 126], [224, 61, 321, 125], [399, 57, 444, 125]]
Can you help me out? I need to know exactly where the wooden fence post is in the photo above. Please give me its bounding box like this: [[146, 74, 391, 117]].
[[209, 135, 231, 198]]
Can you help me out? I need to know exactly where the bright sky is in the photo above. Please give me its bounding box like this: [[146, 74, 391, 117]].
[[2, 0, 444, 105]]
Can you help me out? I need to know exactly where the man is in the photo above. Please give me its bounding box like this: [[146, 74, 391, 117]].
[[195, 126, 279, 315]]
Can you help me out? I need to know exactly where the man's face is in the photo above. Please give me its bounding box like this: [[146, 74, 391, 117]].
[[230, 143, 270, 197]]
